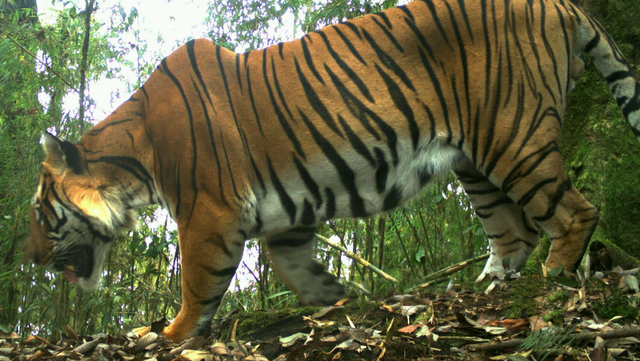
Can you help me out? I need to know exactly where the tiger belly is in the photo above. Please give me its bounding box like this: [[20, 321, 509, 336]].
[[254, 140, 464, 237]]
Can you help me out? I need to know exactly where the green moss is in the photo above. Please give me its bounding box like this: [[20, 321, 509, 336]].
[[546, 291, 568, 304], [505, 278, 549, 319], [542, 310, 564, 324], [593, 296, 639, 320]]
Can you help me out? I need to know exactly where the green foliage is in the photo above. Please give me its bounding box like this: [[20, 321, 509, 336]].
[[519, 327, 576, 360]]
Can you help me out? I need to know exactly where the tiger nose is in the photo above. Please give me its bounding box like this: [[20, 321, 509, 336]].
[[23, 236, 44, 265]]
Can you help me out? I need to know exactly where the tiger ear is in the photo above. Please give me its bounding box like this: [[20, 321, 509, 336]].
[[42, 132, 85, 175]]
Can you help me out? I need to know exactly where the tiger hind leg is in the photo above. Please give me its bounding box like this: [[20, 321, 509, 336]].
[[489, 143, 598, 274], [266, 226, 346, 306], [454, 160, 540, 281]]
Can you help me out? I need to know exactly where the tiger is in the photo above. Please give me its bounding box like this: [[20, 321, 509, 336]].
[[25, 0, 639, 342]]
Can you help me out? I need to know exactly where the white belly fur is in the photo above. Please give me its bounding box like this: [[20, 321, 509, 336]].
[[257, 140, 464, 236]]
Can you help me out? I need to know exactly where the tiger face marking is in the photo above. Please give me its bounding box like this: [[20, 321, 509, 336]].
[[25, 133, 136, 289], [26, 0, 639, 343]]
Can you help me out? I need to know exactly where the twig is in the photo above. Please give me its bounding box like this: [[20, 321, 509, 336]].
[[78, 0, 96, 130], [413, 253, 489, 290], [466, 325, 640, 352], [5, 34, 77, 92], [315, 233, 398, 283]]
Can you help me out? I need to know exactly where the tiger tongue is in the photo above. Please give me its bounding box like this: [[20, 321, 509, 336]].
[[64, 266, 78, 284]]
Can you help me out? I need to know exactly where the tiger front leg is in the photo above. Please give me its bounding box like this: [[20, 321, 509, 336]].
[[162, 229, 244, 342], [266, 226, 346, 306]]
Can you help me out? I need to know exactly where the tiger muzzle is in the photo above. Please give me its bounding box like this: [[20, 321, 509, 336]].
[[53, 245, 94, 283]]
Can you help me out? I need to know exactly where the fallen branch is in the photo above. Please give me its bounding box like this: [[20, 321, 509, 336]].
[[466, 325, 640, 352], [413, 253, 489, 290], [315, 233, 398, 283]]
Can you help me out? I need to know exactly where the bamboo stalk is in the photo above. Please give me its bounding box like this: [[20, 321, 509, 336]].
[[315, 234, 398, 283], [412, 253, 489, 290]]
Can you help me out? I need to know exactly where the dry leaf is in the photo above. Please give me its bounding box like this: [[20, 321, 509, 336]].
[[398, 324, 423, 334], [134, 332, 159, 352]]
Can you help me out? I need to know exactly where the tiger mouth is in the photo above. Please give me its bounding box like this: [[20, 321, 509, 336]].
[[52, 245, 94, 283], [63, 265, 78, 283]]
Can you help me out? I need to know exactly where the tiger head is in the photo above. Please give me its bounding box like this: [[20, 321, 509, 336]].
[[25, 133, 136, 289]]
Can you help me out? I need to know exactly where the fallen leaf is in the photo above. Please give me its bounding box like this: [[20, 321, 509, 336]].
[[279, 333, 308, 348]]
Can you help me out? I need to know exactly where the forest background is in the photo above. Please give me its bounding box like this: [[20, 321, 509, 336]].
[[0, 0, 638, 340]]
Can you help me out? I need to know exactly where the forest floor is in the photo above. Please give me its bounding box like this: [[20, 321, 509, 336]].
[[2, 267, 640, 361]]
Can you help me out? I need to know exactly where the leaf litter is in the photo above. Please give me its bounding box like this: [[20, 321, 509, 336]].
[[3, 264, 640, 360]]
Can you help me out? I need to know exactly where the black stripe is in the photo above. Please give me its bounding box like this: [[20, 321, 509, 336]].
[[216, 46, 251, 153], [417, 47, 452, 143], [262, 49, 306, 159], [299, 110, 367, 217], [271, 57, 296, 121], [300, 35, 324, 84], [374, 147, 388, 193], [422, 0, 452, 50], [325, 188, 336, 219], [475, 196, 512, 211], [87, 118, 133, 136], [457, 0, 474, 41], [605, 70, 633, 84], [267, 157, 297, 224], [397, 4, 414, 22], [404, 17, 436, 62], [301, 199, 316, 225], [205, 234, 232, 257], [517, 176, 558, 207], [201, 264, 237, 278], [318, 31, 375, 103], [293, 155, 322, 208], [293, 58, 343, 136], [533, 178, 572, 222], [373, 12, 392, 28], [325, 65, 398, 165], [86, 156, 156, 203], [375, 64, 420, 150], [622, 82, 640, 120], [333, 27, 367, 65], [337, 115, 376, 166], [502, 141, 560, 193], [190, 78, 230, 207], [361, 29, 414, 91], [235, 53, 243, 93], [188, 40, 217, 115], [443, 0, 470, 148], [246, 67, 265, 134], [584, 31, 600, 54], [160, 57, 198, 216], [220, 134, 242, 201], [341, 21, 362, 39], [383, 185, 402, 211], [371, 16, 404, 53]]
